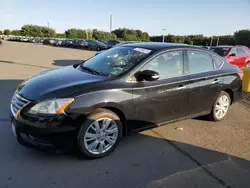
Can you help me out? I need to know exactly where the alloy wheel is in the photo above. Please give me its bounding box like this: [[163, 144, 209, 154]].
[[83, 118, 119, 155], [214, 95, 230, 119]]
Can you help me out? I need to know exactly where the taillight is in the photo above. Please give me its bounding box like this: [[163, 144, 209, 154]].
[[237, 70, 243, 80]]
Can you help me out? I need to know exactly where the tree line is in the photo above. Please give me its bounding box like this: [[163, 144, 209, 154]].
[[150, 30, 250, 47], [0, 24, 150, 41], [0, 24, 249, 47]]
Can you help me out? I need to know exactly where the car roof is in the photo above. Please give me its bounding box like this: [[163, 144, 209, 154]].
[[122, 42, 199, 50], [211, 45, 233, 48]]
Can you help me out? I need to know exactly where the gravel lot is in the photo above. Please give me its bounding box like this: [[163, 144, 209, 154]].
[[0, 41, 250, 188]]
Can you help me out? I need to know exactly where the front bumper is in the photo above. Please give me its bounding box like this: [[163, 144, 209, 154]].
[[10, 111, 81, 152]]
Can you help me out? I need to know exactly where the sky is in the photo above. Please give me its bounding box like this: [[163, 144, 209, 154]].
[[1, 0, 249, 36]]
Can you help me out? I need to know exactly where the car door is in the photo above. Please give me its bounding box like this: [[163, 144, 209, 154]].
[[236, 48, 247, 67], [131, 50, 189, 129], [227, 48, 239, 66], [185, 50, 223, 117]]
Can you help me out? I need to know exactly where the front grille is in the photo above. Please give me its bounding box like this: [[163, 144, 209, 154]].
[[11, 93, 30, 116]]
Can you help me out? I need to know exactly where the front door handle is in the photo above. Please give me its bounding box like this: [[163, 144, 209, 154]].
[[212, 79, 221, 84], [176, 85, 187, 91]]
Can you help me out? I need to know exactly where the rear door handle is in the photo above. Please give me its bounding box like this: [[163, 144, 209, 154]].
[[176, 85, 187, 91], [212, 79, 221, 84]]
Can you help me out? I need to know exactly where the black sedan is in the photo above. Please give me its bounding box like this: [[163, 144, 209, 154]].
[[43, 39, 56, 45], [73, 39, 89, 49], [10, 43, 242, 158], [86, 40, 108, 51]]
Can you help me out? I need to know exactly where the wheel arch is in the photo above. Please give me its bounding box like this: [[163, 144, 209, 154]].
[[90, 103, 128, 135], [223, 88, 234, 104]]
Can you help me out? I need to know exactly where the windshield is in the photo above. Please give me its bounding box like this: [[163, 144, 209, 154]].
[[80, 46, 152, 77], [210, 47, 231, 57]]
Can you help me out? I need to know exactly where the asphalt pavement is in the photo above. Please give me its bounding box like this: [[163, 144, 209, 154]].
[[0, 41, 249, 188]]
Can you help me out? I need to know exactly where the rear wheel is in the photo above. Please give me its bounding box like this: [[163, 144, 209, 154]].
[[208, 91, 231, 121], [77, 109, 122, 158]]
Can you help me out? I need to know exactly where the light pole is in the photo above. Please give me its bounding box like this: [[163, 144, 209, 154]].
[[210, 37, 213, 47], [216, 37, 220, 46], [47, 21, 50, 28], [162, 29, 166, 42], [109, 12, 112, 33]]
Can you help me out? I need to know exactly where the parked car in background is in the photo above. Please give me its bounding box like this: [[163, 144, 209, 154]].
[[210, 45, 250, 68], [55, 40, 63, 46], [86, 40, 108, 51], [74, 39, 89, 49], [105, 40, 120, 48], [95, 41, 139, 55], [202, 46, 210, 49], [20, 38, 30, 42], [10, 43, 242, 158], [31, 37, 42, 43], [62, 39, 73, 47], [43, 39, 56, 45]]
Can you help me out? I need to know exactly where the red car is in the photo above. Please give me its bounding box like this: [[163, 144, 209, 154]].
[[210, 45, 250, 68]]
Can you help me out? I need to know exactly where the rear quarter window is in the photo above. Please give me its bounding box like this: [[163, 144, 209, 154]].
[[213, 56, 224, 69], [187, 51, 214, 74]]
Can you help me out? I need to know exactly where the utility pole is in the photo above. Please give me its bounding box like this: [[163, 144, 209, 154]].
[[216, 38, 220, 46], [210, 37, 213, 47], [109, 12, 112, 33], [162, 29, 166, 42], [47, 21, 50, 28]]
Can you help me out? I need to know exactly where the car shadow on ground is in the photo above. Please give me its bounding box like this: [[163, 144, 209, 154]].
[[0, 59, 51, 69], [0, 79, 250, 188], [52, 59, 85, 67]]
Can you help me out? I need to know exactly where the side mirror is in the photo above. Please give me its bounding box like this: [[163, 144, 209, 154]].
[[134, 70, 160, 81], [229, 53, 236, 57]]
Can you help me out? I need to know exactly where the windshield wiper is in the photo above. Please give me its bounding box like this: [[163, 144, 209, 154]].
[[80, 65, 102, 75]]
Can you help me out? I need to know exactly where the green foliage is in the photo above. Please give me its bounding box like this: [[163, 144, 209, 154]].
[[234, 30, 250, 48], [112, 28, 150, 41], [92, 29, 117, 40], [55, 33, 66, 38], [86, 29, 93, 39], [11, 30, 22, 36], [65, 29, 87, 39], [150, 34, 238, 46], [0, 30, 2, 35], [4, 29, 11, 35], [20, 25, 56, 37]]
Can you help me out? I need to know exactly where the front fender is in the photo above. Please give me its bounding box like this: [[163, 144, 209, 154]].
[[245, 57, 250, 65], [66, 89, 133, 119]]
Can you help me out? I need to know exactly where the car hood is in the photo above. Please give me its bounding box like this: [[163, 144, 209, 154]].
[[17, 66, 110, 101]]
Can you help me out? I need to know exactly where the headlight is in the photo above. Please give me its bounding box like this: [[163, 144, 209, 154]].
[[28, 98, 74, 115]]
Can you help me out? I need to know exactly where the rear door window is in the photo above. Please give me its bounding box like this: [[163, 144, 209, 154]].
[[237, 48, 246, 56], [187, 51, 214, 74]]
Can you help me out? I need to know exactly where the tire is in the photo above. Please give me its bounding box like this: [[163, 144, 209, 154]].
[[245, 61, 250, 68], [208, 91, 231, 121], [77, 108, 122, 158]]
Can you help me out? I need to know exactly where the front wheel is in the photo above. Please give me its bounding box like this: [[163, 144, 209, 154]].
[[245, 61, 250, 68], [77, 109, 122, 158], [208, 91, 231, 121]]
